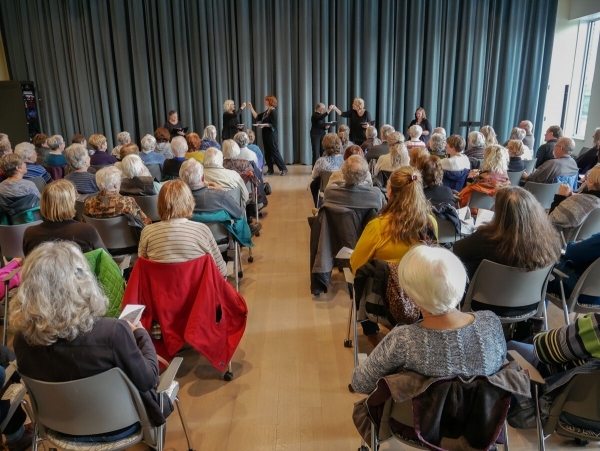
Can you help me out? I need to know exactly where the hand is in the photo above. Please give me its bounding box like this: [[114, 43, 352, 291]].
[[127, 321, 144, 332], [325, 125, 330, 129], [558, 184, 573, 197], [362, 123, 368, 128], [522, 172, 528, 179], [177, 130, 185, 136], [237, 124, 244, 129], [206, 181, 224, 190], [241, 102, 246, 109], [247, 102, 252, 108]]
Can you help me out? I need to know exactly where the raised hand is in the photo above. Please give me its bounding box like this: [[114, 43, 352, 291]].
[[241, 102, 247, 109]]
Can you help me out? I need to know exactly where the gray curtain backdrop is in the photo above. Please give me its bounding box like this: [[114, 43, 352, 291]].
[[0, 0, 557, 164]]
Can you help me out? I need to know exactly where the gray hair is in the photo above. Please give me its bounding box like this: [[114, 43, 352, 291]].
[[0, 133, 7, 142], [8, 241, 108, 346], [171, 136, 188, 157], [65, 144, 89, 169], [408, 125, 422, 139], [117, 131, 131, 145], [47, 135, 64, 150], [0, 141, 11, 155], [520, 120, 533, 133], [204, 147, 223, 167], [509, 127, 526, 141], [342, 155, 369, 186], [141, 134, 157, 152], [557, 137, 575, 155], [95, 166, 123, 191], [179, 158, 204, 187], [121, 154, 151, 178], [234, 132, 250, 148], [380, 125, 395, 141], [223, 100, 235, 112], [398, 246, 467, 315], [203, 125, 217, 140], [222, 139, 241, 159], [365, 126, 377, 139], [432, 127, 446, 135], [482, 145, 509, 173], [14, 142, 36, 161], [429, 133, 446, 153], [468, 131, 485, 148]]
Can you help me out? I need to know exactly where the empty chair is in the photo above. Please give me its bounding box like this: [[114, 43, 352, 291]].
[[131, 195, 160, 222], [524, 181, 560, 209], [522, 158, 537, 174], [507, 170, 524, 186], [468, 190, 495, 210], [0, 221, 42, 259], [83, 215, 139, 255], [573, 208, 600, 241]]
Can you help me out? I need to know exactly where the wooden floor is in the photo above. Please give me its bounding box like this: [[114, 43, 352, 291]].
[[150, 165, 596, 451]]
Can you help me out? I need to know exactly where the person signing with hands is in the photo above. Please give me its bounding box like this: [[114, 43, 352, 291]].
[[248, 96, 288, 176], [310, 103, 336, 165]]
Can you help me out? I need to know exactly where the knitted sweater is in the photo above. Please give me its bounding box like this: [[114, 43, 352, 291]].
[[549, 192, 600, 242], [351, 310, 506, 394]]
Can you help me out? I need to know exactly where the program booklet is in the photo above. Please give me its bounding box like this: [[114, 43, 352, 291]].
[[119, 305, 146, 326]]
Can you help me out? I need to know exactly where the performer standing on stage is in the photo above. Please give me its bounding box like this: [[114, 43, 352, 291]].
[[222, 100, 246, 140], [333, 98, 371, 146], [310, 103, 335, 166], [164, 110, 186, 140], [408, 107, 432, 144], [248, 95, 288, 176]]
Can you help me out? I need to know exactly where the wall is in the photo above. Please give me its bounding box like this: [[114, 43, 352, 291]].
[[570, 0, 600, 20]]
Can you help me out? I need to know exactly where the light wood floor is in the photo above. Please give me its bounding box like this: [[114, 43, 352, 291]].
[[151, 165, 596, 451]]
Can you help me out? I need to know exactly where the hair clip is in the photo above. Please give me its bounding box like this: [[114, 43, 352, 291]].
[[411, 175, 418, 181]]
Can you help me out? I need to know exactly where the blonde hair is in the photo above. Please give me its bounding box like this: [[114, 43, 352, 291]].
[[480, 125, 498, 145], [40, 179, 76, 221], [388, 132, 409, 169], [506, 140, 525, 157], [586, 165, 600, 188], [9, 241, 108, 346], [382, 166, 432, 244], [353, 97, 364, 109], [158, 179, 194, 221], [223, 100, 235, 111], [409, 146, 430, 168], [88, 134, 107, 151], [482, 145, 508, 173]]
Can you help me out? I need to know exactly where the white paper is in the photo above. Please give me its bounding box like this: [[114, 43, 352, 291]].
[[336, 247, 354, 259], [119, 305, 145, 326], [474, 208, 494, 229], [252, 123, 270, 128], [457, 206, 470, 221]]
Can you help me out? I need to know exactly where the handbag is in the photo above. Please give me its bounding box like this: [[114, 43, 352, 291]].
[[264, 182, 272, 195]]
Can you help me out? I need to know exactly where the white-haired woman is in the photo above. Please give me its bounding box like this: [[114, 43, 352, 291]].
[[332, 98, 372, 146], [222, 100, 246, 141], [84, 166, 151, 226], [14, 142, 51, 183], [480, 125, 498, 146], [64, 144, 99, 194], [200, 125, 222, 151], [162, 136, 188, 180], [406, 125, 426, 151], [408, 107, 432, 144], [350, 246, 506, 394], [458, 144, 511, 208], [10, 241, 172, 430], [427, 132, 446, 157], [233, 132, 259, 167], [139, 134, 165, 168], [44, 135, 67, 166], [374, 132, 409, 175], [465, 131, 486, 160], [111, 131, 131, 158], [222, 140, 260, 186], [120, 154, 161, 196], [360, 126, 382, 152], [506, 127, 533, 160]]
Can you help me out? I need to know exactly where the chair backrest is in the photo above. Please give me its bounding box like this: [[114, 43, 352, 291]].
[[468, 190, 495, 210], [74, 200, 86, 221], [0, 221, 42, 258], [146, 164, 162, 182], [319, 171, 333, 191], [553, 172, 578, 190], [463, 260, 553, 317], [522, 158, 537, 174], [523, 181, 560, 209], [574, 208, 600, 242], [10, 207, 43, 225], [83, 215, 139, 250], [205, 222, 230, 253], [568, 256, 600, 308], [507, 170, 524, 186], [224, 186, 243, 207], [435, 217, 460, 244], [131, 195, 160, 222], [575, 147, 590, 158], [21, 368, 147, 436], [442, 169, 469, 191], [375, 170, 393, 188], [29, 177, 47, 192], [43, 165, 66, 180]]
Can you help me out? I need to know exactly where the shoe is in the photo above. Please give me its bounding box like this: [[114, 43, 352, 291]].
[[7, 423, 34, 451], [249, 222, 262, 236], [265, 170, 275, 176], [280, 169, 288, 176]]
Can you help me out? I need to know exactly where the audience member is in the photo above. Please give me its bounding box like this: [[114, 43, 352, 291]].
[[111, 131, 131, 158], [120, 154, 161, 196], [185, 133, 204, 163], [310, 134, 344, 206], [203, 147, 249, 203], [420, 155, 456, 209], [459, 145, 510, 207], [428, 132, 446, 157], [549, 165, 600, 242], [44, 135, 67, 166], [519, 120, 535, 150], [119, 142, 139, 159], [338, 126, 353, 150], [480, 125, 498, 146], [0, 154, 41, 201], [154, 127, 174, 159], [523, 136, 578, 184], [506, 127, 533, 160], [71, 133, 87, 146], [440, 135, 470, 171], [360, 126, 381, 152], [138, 180, 227, 275], [200, 125, 221, 151], [64, 144, 99, 194], [366, 125, 395, 162], [535, 125, 562, 168], [407, 107, 432, 144], [11, 241, 172, 429], [33, 133, 50, 165], [0, 141, 12, 156], [374, 132, 409, 175], [506, 140, 526, 172], [465, 131, 486, 160], [351, 246, 506, 394], [0, 133, 7, 142], [89, 134, 117, 166], [432, 127, 446, 136], [575, 127, 600, 175], [245, 129, 264, 167], [14, 142, 51, 183], [84, 166, 151, 226], [409, 146, 429, 168], [162, 136, 188, 180], [233, 131, 259, 167], [222, 140, 260, 186], [326, 145, 372, 187], [139, 134, 165, 169], [406, 125, 426, 150], [23, 180, 106, 255]]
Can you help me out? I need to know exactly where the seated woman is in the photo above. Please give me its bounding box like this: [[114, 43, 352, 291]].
[[222, 139, 260, 186], [405, 125, 426, 151], [360, 126, 381, 152], [11, 241, 172, 431], [120, 154, 161, 196], [244, 129, 264, 168], [23, 180, 106, 256], [419, 156, 456, 209], [351, 245, 506, 394], [459, 144, 511, 208], [409, 146, 429, 168], [506, 139, 526, 172], [350, 167, 438, 345], [440, 135, 470, 171], [233, 131, 260, 167], [89, 134, 117, 166], [64, 144, 99, 194], [0, 154, 41, 216], [338, 125, 353, 150], [14, 142, 51, 183], [326, 145, 373, 187], [84, 166, 151, 226], [454, 186, 561, 315], [154, 127, 174, 159], [162, 137, 187, 180], [310, 134, 344, 207], [374, 132, 409, 175], [139, 134, 165, 168], [480, 125, 498, 146], [44, 135, 67, 167], [138, 180, 227, 276], [427, 132, 446, 157], [200, 125, 221, 151], [549, 165, 600, 242], [506, 127, 533, 160], [185, 132, 204, 163]]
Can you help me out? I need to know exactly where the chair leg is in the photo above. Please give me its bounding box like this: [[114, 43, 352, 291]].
[[534, 385, 546, 451], [21, 400, 39, 451], [353, 293, 359, 368], [234, 243, 239, 292], [503, 420, 510, 451], [344, 299, 353, 348], [175, 398, 194, 451], [370, 421, 377, 450], [559, 280, 570, 325]]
